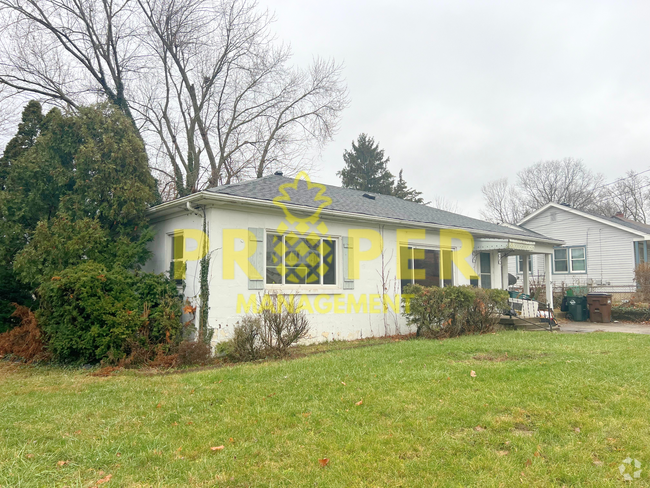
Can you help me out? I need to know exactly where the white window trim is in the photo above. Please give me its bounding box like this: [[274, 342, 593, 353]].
[[265, 232, 340, 289], [569, 247, 587, 273], [516, 255, 533, 275]]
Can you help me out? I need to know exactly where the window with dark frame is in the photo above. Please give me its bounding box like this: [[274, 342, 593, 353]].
[[400, 246, 454, 292]]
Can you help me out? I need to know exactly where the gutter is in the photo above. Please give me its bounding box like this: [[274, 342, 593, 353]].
[[148, 191, 564, 245]]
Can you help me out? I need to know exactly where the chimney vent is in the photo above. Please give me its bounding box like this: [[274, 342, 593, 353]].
[[614, 212, 624, 218]]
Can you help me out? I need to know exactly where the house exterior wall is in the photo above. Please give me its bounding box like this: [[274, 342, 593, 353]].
[[508, 207, 640, 289], [147, 203, 510, 344]]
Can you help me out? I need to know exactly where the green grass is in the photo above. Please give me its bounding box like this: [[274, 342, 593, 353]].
[[1, 331, 650, 487]]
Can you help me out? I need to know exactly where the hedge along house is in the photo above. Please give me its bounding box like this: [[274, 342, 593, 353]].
[[508, 202, 650, 294], [145, 173, 562, 343]]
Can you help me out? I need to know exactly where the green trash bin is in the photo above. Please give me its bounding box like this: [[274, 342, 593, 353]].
[[566, 296, 589, 322]]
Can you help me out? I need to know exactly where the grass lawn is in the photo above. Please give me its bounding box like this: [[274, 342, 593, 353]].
[[1, 331, 649, 487]]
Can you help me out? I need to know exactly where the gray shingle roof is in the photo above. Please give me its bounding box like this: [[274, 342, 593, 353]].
[[206, 174, 556, 241]]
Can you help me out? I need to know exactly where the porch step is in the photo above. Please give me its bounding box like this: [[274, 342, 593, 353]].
[[500, 315, 558, 331]]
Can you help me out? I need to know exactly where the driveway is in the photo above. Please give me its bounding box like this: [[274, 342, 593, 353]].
[[559, 321, 650, 335]]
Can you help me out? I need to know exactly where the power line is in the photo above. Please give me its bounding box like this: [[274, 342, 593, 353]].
[[596, 168, 650, 190]]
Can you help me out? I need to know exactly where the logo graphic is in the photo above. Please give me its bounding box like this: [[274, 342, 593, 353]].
[[619, 458, 642, 481], [268, 172, 334, 285]]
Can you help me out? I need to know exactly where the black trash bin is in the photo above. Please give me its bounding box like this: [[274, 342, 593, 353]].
[[566, 296, 589, 322]]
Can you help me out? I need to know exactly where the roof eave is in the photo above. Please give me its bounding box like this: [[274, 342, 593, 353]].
[[148, 192, 564, 245]]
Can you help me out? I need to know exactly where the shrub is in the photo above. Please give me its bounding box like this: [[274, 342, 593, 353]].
[[634, 263, 650, 303], [611, 305, 650, 322], [228, 315, 264, 362], [402, 285, 508, 338], [37, 262, 182, 363], [0, 304, 48, 362], [177, 340, 212, 366], [259, 294, 310, 356], [226, 294, 311, 362]]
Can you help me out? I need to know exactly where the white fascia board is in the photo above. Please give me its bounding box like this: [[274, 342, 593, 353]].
[[148, 192, 564, 245]]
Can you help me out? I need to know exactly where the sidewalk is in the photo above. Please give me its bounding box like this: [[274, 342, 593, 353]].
[[558, 321, 650, 335]]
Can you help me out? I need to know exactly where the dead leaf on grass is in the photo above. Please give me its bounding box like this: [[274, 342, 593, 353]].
[[525, 459, 532, 467], [319, 458, 329, 467], [341, 381, 346, 386], [57, 460, 70, 467], [497, 450, 509, 456], [474, 426, 485, 432], [95, 474, 112, 485], [470, 370, 477, 378], [211, 446, 225, 451], [355, 400, 363, 406]]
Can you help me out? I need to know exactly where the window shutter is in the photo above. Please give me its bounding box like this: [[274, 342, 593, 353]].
[[248, 228, 264, 290], [342, 236, 354, 290]]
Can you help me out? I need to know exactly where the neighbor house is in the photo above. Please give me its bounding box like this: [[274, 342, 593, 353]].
[[508, 202, 650, 293], [146, 173, 562, 343]]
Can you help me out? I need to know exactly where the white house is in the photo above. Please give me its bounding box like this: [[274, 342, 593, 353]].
[[508, 202, 650, 292], [146, 173, 562, 343]]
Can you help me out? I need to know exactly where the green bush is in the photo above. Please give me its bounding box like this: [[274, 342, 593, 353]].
[[36, 262, 182, 363], [402, 285, 508, 338], [611, 306, 650, 322]]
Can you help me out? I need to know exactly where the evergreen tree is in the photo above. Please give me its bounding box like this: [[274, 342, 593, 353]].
[[0, 102, 157, 329], [0, 101, 47, 330], [392, 169, 426, 204], [338, 134, 394, 194]]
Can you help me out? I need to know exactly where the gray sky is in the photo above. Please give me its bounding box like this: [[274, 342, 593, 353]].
[[259, 0, 650, 217]]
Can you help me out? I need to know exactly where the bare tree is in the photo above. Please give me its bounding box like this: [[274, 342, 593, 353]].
[[0, 0, 140, 122], [481, 159, 607, 224], [600, 170, 650, 223], [431, 195, 461, 214], [0, 0, 348, 197], [480, 178, 525, 224], [517, 158, 605, 212]]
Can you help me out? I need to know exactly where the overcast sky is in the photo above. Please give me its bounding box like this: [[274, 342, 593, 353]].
[[259, 0, 650, 217]]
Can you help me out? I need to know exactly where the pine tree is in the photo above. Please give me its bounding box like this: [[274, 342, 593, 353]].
[[338, 134, 394, 194], [392, 169, 425, 203]]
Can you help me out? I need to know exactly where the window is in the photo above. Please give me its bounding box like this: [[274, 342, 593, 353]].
[[517, 255, 533, 274], [266, 234, 336, 285], [553, 247, 586, 273], [570, 247, 586, 272], [400, 246, 454, 292], [479, 252, 491, 289], [170, 232, 186, 283], [553, 248, 568, 273]]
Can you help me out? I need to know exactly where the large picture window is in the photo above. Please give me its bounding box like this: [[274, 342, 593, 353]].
[[400, 246, 453, 292], [266, 234, 336, 285]]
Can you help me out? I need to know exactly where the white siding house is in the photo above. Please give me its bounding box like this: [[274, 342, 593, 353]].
[[146, 173, 561, 344], [508, 202, 650, 292]]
